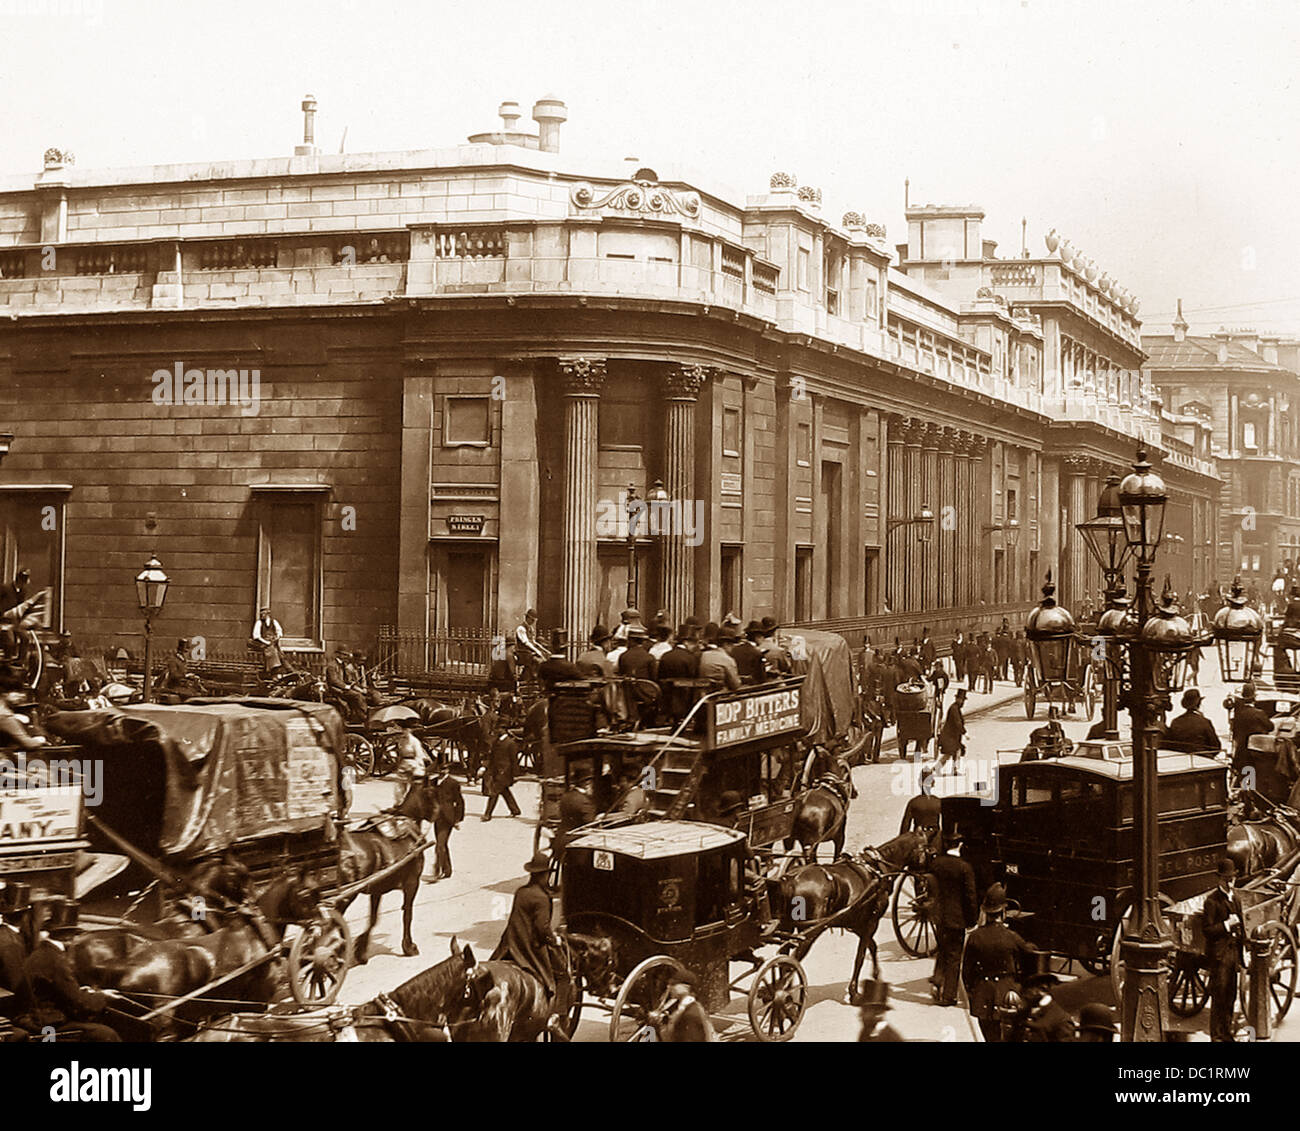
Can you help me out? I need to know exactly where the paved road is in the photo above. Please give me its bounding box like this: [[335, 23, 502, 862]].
[[334, 669, 1295, 1042]]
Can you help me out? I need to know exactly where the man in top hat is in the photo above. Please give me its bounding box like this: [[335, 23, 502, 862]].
[[757, 616, 792, 675], [657, 624, 702, 721], [538, 630, 583, 694], [935, 688, 967, 774], [856, 979, 905, 1042], [1162, 688, 1222, 756], [1203, 857, 1245, 1042], [926, 829, 979, 1006], [699, 623, 741, 691], [1076, 1002, 1117, 1043], [575, 625, 615, 678], [158, 637, 205, 698], [961, 882, 1037, 1041], [732, 622, 767, 686], [618, 624, 660, 725], [490, 852, 570, 1017], [1229, 683, 1273, 785], [482, 728, 522, 823]]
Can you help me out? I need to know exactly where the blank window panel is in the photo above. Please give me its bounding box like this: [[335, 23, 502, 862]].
[[723, 408, 742, 457], [445, 397, 491, 445], [262, 499, 321, 644]]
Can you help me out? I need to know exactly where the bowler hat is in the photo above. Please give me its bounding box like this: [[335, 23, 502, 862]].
[[627, 624, 649, 640], [745, 620, 763, 640], [524, 852, 551, 874], [1078, 1002, 1117, 1035], [760, 616, 780, 634], [1217, 858, 1238, 879], [702, 621, 720, 645], [1182, 688, 1203, 710], [718, 790, 745, 816], [982, 882, 1008, 914], [718, 624, 741, 643], [1242, 682, 1257, 701], [525, 608, 538, 620], [589, 624, 612, 645]]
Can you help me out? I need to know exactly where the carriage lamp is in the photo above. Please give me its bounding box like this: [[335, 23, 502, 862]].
[[1118, 449, 1168, 567], [1025, 571, 1077, 684], [135, 554, 170, 703], [1139, 582, 1196, 694], [1212, 577, 1264, 683]]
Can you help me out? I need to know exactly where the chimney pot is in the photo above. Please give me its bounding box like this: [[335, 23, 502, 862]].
[[296, 94, 319, 156], [499, 100, 521, 130], [532, 96, 567, 153]]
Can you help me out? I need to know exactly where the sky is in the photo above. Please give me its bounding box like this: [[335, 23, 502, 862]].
[[2, 0, 1297, 337]]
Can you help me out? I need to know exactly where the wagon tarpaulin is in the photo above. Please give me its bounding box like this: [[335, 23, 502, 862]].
[[44, 700, 342, 860], [784, 629, 858, 747]]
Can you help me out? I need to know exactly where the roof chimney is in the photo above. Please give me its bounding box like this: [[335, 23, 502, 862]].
[[532, 96, 567, 154], [1172, 297, 1188, 343], [499, 101, 521, 131], [295, 95, 319, 156]]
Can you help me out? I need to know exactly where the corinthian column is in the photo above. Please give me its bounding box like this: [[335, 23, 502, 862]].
[[558, 357, 606, 654], [902, 419, 924, 612], [661, 363, 709, 625], [921, 424, 941, 612], [938, 429, 958, 608], [1064, 454, 1090, 611], [885, 417, 906, 613]]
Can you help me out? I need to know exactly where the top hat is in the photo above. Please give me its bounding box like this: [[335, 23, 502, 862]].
[[853, 978, 892, 1010], [1217, 858, 1238, 879], [549, 628, 569, 653], [702, 622, 720, 645], [176, 638, 190, 652], [524, 852, 551, 874], [982, 882, 1008, 914], [0, 881, 32, 916], [942, 827, 964, 850]]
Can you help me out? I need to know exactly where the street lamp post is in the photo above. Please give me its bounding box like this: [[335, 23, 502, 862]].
[[1116, 448, 1193, 1043], [135, 554, 170, 703], [1077, 475, 1135, 740], [625, 480, 669, 611]]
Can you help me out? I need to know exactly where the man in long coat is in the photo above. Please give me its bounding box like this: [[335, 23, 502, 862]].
[[935, 689, 967, 774], [961, 882, 1035, 1041], [926, 830, 978, 1006], [491, 853, 561, 1001], [1203, 858, 1245, 1042]]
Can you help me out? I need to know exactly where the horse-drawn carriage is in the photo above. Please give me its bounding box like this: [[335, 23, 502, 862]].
[[1022, 640, 1097, 720], [33, 699, 382, 1035]]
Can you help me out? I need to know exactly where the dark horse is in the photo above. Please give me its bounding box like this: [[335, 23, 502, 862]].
[[74, 867, 322, 1036], [189, 938, 479, 1042], [776, 831, 929, 1000], [784, 748, 854, 863], [1228, 807, 1300, 878], [338, 777, 441, 962]]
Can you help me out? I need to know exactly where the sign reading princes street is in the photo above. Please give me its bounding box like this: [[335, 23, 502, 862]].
[[707, 684, 804, 749]]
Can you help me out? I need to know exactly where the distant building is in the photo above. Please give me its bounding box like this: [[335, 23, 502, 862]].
[[1146, 308, 1300, 594], [0, 100, 1219, 667]]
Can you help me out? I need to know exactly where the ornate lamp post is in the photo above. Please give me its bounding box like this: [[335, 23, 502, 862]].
[[625, 479, 669, 610], [1116, 448, 1193, 1043], [1077, 475, 1135, 739], [135, 554, 170, 703], [1025, 571, 1077, 688]]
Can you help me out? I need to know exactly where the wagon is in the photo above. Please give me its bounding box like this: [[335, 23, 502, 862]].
[[560, 820, 810, 1042], [893, 681, 937, 759], [1022, 642, 1098, 720], [42, 698, 356, 1011]]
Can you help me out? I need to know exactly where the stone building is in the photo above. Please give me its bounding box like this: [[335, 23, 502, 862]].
[[0, 99, 1219, 664], [1146, 309, 1300, 595]]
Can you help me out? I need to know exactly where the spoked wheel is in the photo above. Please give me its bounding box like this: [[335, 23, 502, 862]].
[[344, 734, 375, 781], [892, 871, 937, 958], [1023, 680, 1036, 720], [287, 907, 354, 1007], [545, 973, 585, 1042], [1169, 955, 1210, 1018], [748, 953, 808, 1042], [1082, 667, 1097, 718], [609, 955, 687, 1042], [1238, 922, 1298, 1031], [17, 628, 43, 693], [1109, 895, 1177, 1005]]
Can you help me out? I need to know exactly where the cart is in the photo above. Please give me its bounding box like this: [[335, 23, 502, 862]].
[[1023, 643, 1098, 720], [893, 681, 937, 759], [561, 820, 810, 1042]]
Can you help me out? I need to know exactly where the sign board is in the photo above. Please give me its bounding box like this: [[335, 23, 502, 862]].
[[720, 473, 743, 495], [447, 514, 486, 535], [706, 685, 804, 750], [0, 786, 82, 849]]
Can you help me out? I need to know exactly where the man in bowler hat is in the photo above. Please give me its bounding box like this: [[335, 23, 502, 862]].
[[1203, 857, 1245, 1042]]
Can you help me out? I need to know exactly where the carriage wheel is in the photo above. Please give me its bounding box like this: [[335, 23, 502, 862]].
[[1082, 668, 1097, 719], [1023, 681, 1036, 720], [1238, 922, 1298, 1031], [1169, 955, 1210, 1018], [17, 628, 43, 693], [891, 871, 937, 958], [609, 955, 688, 1042], [748, 953, 807, 1042], [344, 734, 375, 782], [287, 908, 353, 1007], [1109, 895, 1177, 1005]]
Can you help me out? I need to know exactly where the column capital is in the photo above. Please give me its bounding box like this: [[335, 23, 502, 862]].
[[557, 357, 607, 397], [921, 421, 943, 450], [662, 363, 711, 401], [899, 418, 926, 446], [1063, 453, 1092, 474], [939, 425, 962, 452]]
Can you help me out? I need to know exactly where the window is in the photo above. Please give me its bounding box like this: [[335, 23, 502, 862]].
[[1007, 488, 1018, 523], [444, 396, 490, 445], [795, 423, 811, 466], [720, 546, 742, 617], [797, 247, 810, 292], [794, 547, 813, 622], [865, 279, 879, 324], [0, 490, 67, 630], [864, 547, 880, 614], [1244, 420, 1257, 449], [723, 407, 742, 457], [257, 495, 323, 647]]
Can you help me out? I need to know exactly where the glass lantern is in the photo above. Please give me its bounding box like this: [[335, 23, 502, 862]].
[[1118, 449, 1168, 568], [1139, 585, 1195, 693], [135, 555, 170, 615], [1026, 572, 1077, 684], [1212, 577, 1264, 684]]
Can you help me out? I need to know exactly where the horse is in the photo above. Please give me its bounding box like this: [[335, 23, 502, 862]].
[[1227, 813, 1300, 878], [79, 866, 322, 1037], [775, 830, 930, 1000], [451, 959, 560, 1042], [785, 749, 853, 863], [337, 777, 441, 962], [188, 938, 478, 1042]]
